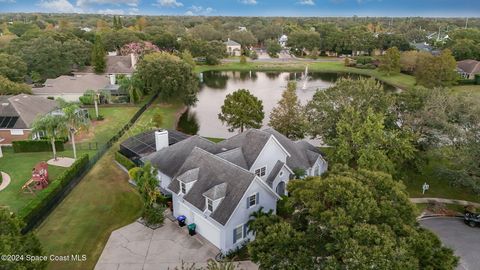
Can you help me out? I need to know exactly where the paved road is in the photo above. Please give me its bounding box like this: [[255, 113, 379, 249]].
[[420, 217, 480, 270]]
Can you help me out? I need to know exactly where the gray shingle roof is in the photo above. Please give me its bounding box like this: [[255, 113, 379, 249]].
[[457, 60, 480, 75], [217, 129, 271, 168], [177, 168, 199, 184], [203, 182, 228, 201], [263, 128, 322, 169], [215, 147, 248, 169], [266, 160, 284, 188], [224, 39, 241, 46], [106, 55, 134, 74], [31, 74, 110, 95], [168, 147, 255, 225], [0, 95, 57, 129], [143, 135, 221, 178]]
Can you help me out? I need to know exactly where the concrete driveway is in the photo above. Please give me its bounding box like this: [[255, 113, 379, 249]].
[[420, 217, 480, 270], [95, 219, 257, 270]]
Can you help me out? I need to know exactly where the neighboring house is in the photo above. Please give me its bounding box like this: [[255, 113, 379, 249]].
[[0, 95, 57, 144], [411, 42, 433, 52], [278, 34, 288, 48], [106, 54, 137, 85], [142, 128, 327, 253], [31, 74, 117, 102], [457, 59, 480, 79], [224, 38, 241, 57]]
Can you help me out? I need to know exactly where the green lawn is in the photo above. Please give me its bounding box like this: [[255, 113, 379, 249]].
[[36, 98, 185, 270], [0, 148, 96, 215], [402, 149, 480, 203], [195, 61, 416, 90], [85, 106, 139, 145], [129, 100, 184, 134]]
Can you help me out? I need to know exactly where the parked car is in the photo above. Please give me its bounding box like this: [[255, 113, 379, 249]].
[[464, 207, 480, 227]]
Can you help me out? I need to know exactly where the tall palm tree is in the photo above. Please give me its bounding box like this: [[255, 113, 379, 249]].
[[61, 102, 90, 159], [31, 114, 67, 161], [119, 75, 143, 104]]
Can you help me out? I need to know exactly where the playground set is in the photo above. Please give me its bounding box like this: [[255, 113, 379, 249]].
[[21, 162, 49, 195]]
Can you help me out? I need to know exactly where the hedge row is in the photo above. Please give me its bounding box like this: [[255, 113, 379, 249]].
[[20, 154, 90, 223], [13, 140, 64, 153], [115, 151, 136, 170]]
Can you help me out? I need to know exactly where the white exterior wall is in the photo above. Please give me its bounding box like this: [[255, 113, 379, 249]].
[[221, 178, 278, 252], [171, 194, 222, 248], [271, 165, 291, 195], [250, 137, 288, 182], [157, 170, 172, 193], [311, 157, 328, 176]]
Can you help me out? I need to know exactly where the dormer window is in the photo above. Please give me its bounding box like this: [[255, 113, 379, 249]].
[[207, 198, 213, 212], [255, 166, 266, 177], [180, 182, 186, 194]]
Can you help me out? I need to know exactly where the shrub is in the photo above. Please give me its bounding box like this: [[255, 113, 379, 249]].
[[250, 50, 258, 60], [276, 195, 294, 218], [96, 115, 104, 121], [20, 154, 89, 223], [458, 79, 476, 85], [143, 204, 165, 226], [153, 113, 163, 127], [475, 74, 480, 85], [240, 55, 247, 64], [115, 151, 136, 170], [355, 56, 374, 65], [13, 140, 64, 153], [128, 167, 142, 180]]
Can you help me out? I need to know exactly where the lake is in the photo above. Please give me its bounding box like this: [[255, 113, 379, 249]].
[[177, 71, 397, 139]]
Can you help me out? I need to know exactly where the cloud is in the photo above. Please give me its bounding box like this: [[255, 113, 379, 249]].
[[155, 0, 183, 7], [128, 7, 139, 14], [240, 0, 257, 5], [75, 0, 139, 7], [38, 0, 82, 12], [298, 0, 314, 5], [97, 8, 125, 14], [184, 5, 214, 15]]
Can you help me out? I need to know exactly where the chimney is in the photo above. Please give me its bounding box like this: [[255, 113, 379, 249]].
[[109, 74, 116, 85], [155, 130, 169, 151], [130, 53, 137, 70]]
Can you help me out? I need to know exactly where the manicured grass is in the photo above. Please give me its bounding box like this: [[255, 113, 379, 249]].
[[36, 99, 185, 270], [85, 106, 139, 145], [0, 147, 96, 214], [402, 149, 480, 203], [129, 100, 184, 135], [195, 61, 416, 90], [36, 149, 142, 270], [451, 84, 480, 102]]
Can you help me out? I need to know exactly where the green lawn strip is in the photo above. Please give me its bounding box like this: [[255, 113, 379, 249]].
[[195, 61, 416, 90], [36, 98, 185, 270], [402, 149, 480, 203], [128, 100, 184, 135], [0, 147, 96, 214], [204, 137, 225, 143]]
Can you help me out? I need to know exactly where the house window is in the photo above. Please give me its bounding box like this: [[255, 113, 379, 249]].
[[254, 166, 266, 177], [180, 182, 186, 194], [207, 198, 213, 212], [10, 129, 24, 135], [279, 171, 283, 177], [233, 225, 243, 244], [247, 193, 258, 208]]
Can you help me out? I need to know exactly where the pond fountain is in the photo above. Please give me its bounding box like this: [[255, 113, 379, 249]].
[[178, 71, 397, 141], [302, 65, 309, 90]]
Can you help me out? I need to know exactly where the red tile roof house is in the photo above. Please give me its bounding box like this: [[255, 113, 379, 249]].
[[0, 95, 58, 145], [457, 59, 480, 80]]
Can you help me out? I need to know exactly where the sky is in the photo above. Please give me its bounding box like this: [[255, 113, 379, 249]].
[[0, 0, 479, 17]]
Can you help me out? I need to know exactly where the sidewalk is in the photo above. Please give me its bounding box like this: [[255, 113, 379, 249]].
[[410, 197, 480, 207]]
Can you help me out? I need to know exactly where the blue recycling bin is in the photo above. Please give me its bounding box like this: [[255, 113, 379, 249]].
[[177, 215, 186, 227]]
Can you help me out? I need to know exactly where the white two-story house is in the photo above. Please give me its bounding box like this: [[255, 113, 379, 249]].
[[143, 128, 327, 253]]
